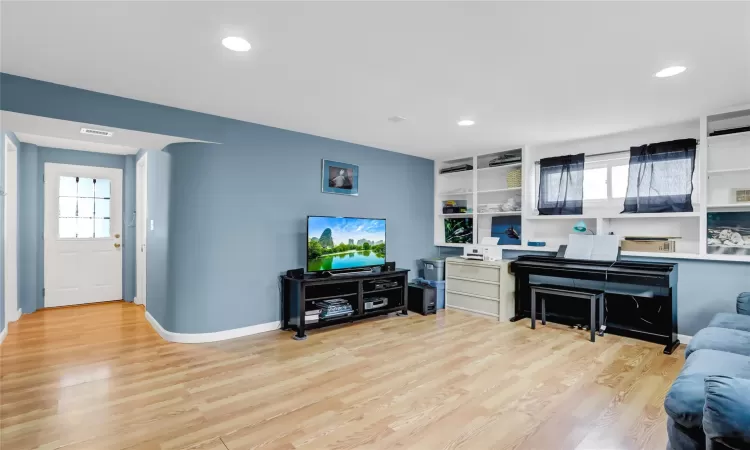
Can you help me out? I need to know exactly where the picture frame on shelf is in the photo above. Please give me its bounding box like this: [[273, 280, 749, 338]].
[[707, 212, 750, 256], [731, 188, 750, 203]]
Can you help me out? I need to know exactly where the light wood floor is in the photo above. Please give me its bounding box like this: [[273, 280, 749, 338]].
[[0, 302, 683, 450]]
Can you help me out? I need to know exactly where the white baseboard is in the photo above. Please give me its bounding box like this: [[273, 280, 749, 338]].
[[12, 308, 22, 322], [678, 334, 693, 345], [0, 325, 7, 345], [145, 311, 280, 344]]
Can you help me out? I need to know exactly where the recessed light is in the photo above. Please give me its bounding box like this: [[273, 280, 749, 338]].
[[222, 36, 251, 52], [654, 66, 686, 78], [457, 119, 475, 127]]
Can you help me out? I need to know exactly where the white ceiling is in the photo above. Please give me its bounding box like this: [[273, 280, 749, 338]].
[[1, 1, 749, 160], [1, 111, 214, 154]]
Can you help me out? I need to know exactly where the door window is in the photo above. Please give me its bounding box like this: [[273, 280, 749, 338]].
[[59, 176, 111, 238]]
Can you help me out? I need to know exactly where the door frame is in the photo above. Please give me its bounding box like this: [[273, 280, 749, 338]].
[[43, 163, 124, 308], [4, 135, 20, 325], [136, 153, 148, 306]]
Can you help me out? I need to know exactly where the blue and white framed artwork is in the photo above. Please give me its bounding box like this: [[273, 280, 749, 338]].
[[322, 159, 359, 196]]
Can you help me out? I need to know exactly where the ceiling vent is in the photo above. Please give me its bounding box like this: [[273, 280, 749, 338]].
[[80, 127, 114, 137]]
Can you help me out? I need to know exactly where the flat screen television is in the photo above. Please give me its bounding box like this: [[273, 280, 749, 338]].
[[307, 216, 386, 272]]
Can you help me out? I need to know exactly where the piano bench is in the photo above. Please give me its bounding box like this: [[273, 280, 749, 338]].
[[530, 284, 605, 343]]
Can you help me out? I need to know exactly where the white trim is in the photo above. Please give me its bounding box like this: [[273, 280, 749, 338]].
[[678, 334, 693, 345], [9, 308, 22, 323], [145, 311, 280, 343], [0, 326, 7, 345]]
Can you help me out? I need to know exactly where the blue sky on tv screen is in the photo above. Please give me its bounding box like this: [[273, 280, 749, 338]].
[[308, 217, 385, 245]]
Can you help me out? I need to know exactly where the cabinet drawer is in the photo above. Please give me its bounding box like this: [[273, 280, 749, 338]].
[[446, 262, 500, 283], [447, 278, 500, 299], [447, 291, 500, 318]]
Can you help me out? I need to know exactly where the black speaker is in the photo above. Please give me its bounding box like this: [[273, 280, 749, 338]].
[[287, 268, 304, 279], [383, 262, 396, 272], [408, 283, 436, 315]]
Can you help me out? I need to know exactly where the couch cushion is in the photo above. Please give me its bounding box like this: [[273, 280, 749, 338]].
[[704, 376, 750, 449], [708, 312, 750, 333], [664, 349, 750, 429], [686, 327, 750, 358], [738, 293, 750, 316]]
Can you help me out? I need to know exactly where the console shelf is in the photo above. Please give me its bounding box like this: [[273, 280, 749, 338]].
[[281, 269, 410, 340]]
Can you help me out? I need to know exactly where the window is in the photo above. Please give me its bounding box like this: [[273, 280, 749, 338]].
[[59, 176, 111, 238]]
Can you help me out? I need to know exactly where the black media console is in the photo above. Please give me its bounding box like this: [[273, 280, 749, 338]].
[[281, 269, 409, 340]]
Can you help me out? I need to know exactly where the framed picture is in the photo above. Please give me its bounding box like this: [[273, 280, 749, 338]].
[[491, 216, 522, 245], [444, 218, 473, 244], [322, 159, 359, 196], [707, 212, 750, 256]]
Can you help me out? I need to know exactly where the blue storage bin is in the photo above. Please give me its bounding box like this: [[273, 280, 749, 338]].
[[413, 278, 446, 310]]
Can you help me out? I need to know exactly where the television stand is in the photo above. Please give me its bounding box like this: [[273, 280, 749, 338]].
[[281, 268, 409, 340]]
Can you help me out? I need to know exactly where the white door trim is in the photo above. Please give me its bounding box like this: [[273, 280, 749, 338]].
[[44, 163, 123, 307], [4, 135, 20, 326], [136, 153, 148, 306]]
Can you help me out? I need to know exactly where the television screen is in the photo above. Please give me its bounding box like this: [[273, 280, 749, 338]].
[[307, 216, 386, 272]]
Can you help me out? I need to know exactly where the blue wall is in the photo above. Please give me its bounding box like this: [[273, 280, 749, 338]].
[[0, 74, 435, 334], [1, 131, 22, 334], [17, 145, 136, 313]]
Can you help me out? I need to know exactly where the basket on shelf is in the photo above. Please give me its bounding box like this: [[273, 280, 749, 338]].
[[506, 168, 522, 188]]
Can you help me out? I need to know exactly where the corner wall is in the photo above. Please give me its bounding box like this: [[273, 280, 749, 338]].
[[1, 131, 22, 335]]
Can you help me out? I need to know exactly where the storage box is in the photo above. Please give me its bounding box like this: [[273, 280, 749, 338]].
[[621, 239, 676, 253], [421, 258, 446, 281]]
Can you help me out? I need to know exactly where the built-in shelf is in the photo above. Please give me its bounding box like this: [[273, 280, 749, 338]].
[[707, 203, 750, 210], [440, 213, 472, 217], [526, 212, 700, 220], [477, 163, 522, 171], [477, 211, 522, 216], [439, 170, 473, 176], [707, 167, 750, 175], [363, 286, 403, 295], [306, 292, 358, 302], [437, 191, 473, 196], [708, 130, 750, 142], [477, 187, 522, 194], [436, 242, 471, 248]]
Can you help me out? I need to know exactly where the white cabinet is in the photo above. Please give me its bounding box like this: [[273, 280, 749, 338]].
[[445, 257, 515, 321]]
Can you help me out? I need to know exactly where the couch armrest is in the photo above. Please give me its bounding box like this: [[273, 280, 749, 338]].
[[703, 376, 750, 449], [738, 293, 750, 316]]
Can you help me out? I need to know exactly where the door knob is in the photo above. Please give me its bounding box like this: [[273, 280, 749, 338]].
[[114, 243, 121, 248], [115, 233, 121, 238]]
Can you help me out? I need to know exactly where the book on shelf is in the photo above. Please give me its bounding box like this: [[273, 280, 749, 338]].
[[305, 309, 322, 316]]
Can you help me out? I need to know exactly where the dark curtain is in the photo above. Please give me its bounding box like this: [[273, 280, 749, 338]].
[[537, 153, 585, 215], [622, 139, 697, 213]]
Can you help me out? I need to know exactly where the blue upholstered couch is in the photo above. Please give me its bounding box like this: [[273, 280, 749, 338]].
[[664, 293, 750, 450]]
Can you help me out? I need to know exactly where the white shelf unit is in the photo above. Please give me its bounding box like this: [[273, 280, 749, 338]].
[[434, 148, 526, 248], [433, 104, 750, 262]]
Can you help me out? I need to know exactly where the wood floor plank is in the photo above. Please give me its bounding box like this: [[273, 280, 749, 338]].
[[0, 301, 680, 449]]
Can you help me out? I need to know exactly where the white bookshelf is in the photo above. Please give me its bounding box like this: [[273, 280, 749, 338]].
[[434, 148, 525, 247], [433, 104, 750, 262]]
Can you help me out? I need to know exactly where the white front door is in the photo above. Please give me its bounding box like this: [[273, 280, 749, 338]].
[[135, 154, 147, 306], [4, 136, 19, 323], [44, 163, 123, 308]]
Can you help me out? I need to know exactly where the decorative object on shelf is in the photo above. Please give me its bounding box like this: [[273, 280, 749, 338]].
[[501, 196, 521, 211], [506, 168, 522, 188], [732, 188, 750, 203], [527, 241, 547, 247], [489, 152, 522, 167], [491, 216, 521, 245], [621, 237, 677, 253], [537, 154, 584, 215], [444, 218, 473, 244], [443, 199, 468, 214], [621, 139, 696, 213], [572, 220, 594, 235], [707, 212, 750, 256], [439, 163, 473, 174], [321, 159, 359, 196]]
